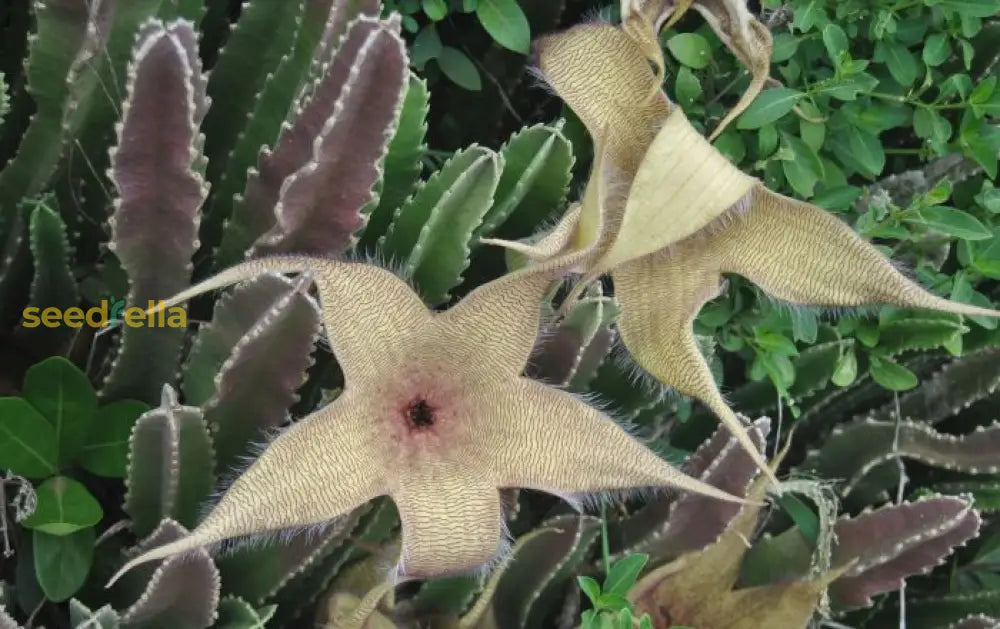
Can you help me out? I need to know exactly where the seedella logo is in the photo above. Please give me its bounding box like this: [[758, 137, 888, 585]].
[[22, 299, 186, 329]]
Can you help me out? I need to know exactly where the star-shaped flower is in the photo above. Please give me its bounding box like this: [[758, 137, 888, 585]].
[[107, 185, 744, 586], [488, 18, 1000, 488]]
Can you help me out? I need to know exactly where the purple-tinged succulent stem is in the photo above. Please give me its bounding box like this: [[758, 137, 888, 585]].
[[101, 19, 209, 404]]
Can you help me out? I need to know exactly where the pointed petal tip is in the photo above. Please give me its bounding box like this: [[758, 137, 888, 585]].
[[106, 534, 209, 589]]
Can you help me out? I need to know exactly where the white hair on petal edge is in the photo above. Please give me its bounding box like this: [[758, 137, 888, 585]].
[[525, 64, 556, 96]]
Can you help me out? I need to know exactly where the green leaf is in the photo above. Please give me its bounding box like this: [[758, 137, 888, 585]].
[[960, 115, 1000, 178], [78, 400, 149, 478], [821, 24, 848, 64], [780, 132, 824, 197], [922, 33, 951, 66], [22, 357, 96, 466], [476, 0, 530, 54], [0, 397, 58, 478], [914, 107, 952, 147], [924, 0, 1000, 18], [438, 47, 481, 90], [755, 330, 799, 356], [970, 77, 1000, 117], [674, 65, 702, 107], [22, 476, 102, 535], [594, 592, 631, 611], [975, 182, 1000, 213], [813, 185, 863, 210], [831, 348, 858, 387], [876, 40, 919, 86], [792, 0, 825, 31], [814, 73, 879, 101], [617, 609, 635, 629], [737, 88, 803, 129], [907, 206, 993, 240], [603, 553, 649, 597], [776, 493, 819, 545], [412, 24, 443, 67], [667, 33, 712, 69], [578, 575, 601, 606], [869, 355, 918, 391], [772, 33, 800, 62], [828, 124, 885, 177], [423, 0, 448, 20], [33, 527, 93, 602]]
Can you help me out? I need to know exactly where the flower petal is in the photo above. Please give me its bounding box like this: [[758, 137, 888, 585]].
[[393, 468, 503, 579], [724, 186, 1000, 317], [107, 391, 387, 586], [535, 22, 669, 177], [135, 256, 433, 382], [480, 378, 749, 503], [444, 177, 605, 379], [692, 0, 774, 140], [479, 204, 582, 262], [613, 249, 779, 487], [593, 108, 755, 274]]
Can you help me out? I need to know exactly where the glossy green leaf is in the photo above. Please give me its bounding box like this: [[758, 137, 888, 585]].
[[667, 33, 712, 69], [877, 40, 919, 86], [924, 0, 1000, 18], [578, 575, 601, 606], [22, 357, 96, 466], [869, 355, 918, 391], [0, 397, 58, 478], [476, 0, 530, 54], [829, 124, 885, 177], [772, 33, 799, 62], [603, 553, 648, 597], [960, 116, 1000, 178], [22, 476, 102, 535], [821, 24, 848, 63], [33, 527, 93, 602], [908, 206, 993, 241], [674, 65, 702, 107], [423, 0, 448, 20], [737, 88, 804, 129], [831, 348, 858, 387], [412, 24, 443, 66], [914, 107, 952, 146], [438, 46, 481, 90], [923, 33, 951, 66]]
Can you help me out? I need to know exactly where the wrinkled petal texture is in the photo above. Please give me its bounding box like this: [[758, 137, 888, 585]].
[[479, 379, 745, 504]]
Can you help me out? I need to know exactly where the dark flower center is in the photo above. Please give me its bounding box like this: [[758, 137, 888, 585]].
[[406, 398, 436, 429]]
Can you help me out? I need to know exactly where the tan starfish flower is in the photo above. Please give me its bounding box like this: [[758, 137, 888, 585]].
[[107, 154, 745, 586], [489, 21, 1000, 489]]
